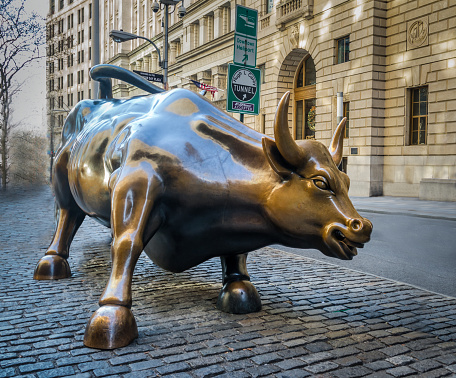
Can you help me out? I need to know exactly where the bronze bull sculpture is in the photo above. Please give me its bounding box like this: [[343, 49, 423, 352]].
[[34, 65, 372, 349]]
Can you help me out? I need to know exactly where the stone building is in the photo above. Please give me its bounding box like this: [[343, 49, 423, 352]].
[[46, 0, 94, 160], [47, 0, 456, 200]]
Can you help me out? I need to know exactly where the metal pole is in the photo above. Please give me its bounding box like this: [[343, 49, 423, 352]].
[[240, 114, 244, 123], [163, 4, 169, 90], [337, 92, 343, 124], [49, 114, 54, 182], [92, 0, 100, 98]]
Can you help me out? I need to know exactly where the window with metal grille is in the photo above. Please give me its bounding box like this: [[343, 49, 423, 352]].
[[336, 36, 350, 64], [343, 102, 350, 138], [410, 86, 428, 145]]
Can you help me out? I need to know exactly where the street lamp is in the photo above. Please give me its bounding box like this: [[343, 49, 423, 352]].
[[151, 0, 186, 90], [109, 29, 163, 83]]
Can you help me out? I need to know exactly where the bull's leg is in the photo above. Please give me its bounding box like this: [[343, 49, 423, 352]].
[[34, 207, 85, 279], [84, 167, 162, 350], [216, 253, 262, 314], [34, 150, 86, 280]]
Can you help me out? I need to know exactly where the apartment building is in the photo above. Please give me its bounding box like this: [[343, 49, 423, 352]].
[[47, 0, 456, 200], [47, 0, 94, 154]]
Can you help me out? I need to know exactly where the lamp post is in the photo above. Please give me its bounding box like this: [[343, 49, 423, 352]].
[[109, 30, 163, 83], [151, 0, 186, 90]]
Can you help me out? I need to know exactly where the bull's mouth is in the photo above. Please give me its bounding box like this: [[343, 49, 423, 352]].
[[333, 229, 364, 260]]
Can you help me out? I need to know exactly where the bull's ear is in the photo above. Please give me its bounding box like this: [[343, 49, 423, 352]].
[[262, 137, 293, 180]]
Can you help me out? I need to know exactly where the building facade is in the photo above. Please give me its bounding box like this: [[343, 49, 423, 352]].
[[47, 0, 456, 200]]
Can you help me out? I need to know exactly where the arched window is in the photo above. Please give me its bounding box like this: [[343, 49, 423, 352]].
[[295, 56, 316, 140]]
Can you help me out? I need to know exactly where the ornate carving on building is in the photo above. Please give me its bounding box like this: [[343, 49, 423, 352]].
[[289, 24, 300, 49], [407, 16, 428, 50]]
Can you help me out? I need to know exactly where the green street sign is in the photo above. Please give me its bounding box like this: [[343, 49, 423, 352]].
[[235, 5, 258, 39], [227, 63, 261, 115], [233, 34, 257, 67]]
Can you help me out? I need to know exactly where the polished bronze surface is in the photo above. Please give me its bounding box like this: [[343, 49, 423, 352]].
[[34, 65, 372, 349]]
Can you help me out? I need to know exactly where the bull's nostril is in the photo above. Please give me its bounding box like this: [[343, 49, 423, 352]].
[[350, 219, 362, 231]]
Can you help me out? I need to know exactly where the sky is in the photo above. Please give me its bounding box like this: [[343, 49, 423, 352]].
[[11, 0, 47, 137]]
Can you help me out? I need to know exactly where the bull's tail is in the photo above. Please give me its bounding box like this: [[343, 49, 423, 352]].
[[90, 64, 165, 99]]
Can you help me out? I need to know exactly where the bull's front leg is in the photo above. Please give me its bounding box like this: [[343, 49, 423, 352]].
[[84, 166, 162, 349], [217, 253, 262, 314]]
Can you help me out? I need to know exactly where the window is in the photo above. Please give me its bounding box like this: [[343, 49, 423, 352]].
[[295, 56, 316, 140], [336, 36, 350, 64], [59, 0, 64, 11], [265, 0, 274, 14], [410, 86, 428, 145], [343, 102, 350, 138], [89, 3, 92, 18]]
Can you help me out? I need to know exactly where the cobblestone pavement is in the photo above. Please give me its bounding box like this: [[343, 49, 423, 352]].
[[1, 187, 456, 377]]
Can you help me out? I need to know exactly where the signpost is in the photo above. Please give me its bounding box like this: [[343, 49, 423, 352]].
[[228, 5, 260, 118], [133, 70, 164, 84]]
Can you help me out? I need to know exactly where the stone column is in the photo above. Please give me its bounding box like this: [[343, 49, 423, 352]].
[[211, 65, 227, 101], [135, 59, 143, 71], [200, 16, 207, 46], [214, 7, 223, 39], [222, 7, 229, 35], [151, 52, 158, 71], [170, 42, 178, 65], [143, 55, 150, 72]]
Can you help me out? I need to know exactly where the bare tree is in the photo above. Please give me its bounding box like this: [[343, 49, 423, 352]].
[[0, 0, 45, 189], [9, 130, 47, 186]]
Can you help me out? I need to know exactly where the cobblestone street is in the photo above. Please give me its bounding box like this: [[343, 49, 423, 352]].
[[1, 187, 456, 377]]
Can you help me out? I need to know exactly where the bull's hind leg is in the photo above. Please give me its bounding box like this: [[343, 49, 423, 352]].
[[84, 166, 162, 349], [217, 253, 262, 314], [34, 152, 86, 280]]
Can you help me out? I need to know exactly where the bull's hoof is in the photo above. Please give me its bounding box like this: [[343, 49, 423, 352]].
[[84, 305, 138, 349], [33, 255, 71, 280], [217, 280, 262, 314]]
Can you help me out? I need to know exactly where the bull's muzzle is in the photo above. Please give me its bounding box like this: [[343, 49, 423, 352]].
[[323, 217, 373, 260]]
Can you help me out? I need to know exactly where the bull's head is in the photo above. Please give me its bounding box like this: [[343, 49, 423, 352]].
[[262, 92, 372, 260]]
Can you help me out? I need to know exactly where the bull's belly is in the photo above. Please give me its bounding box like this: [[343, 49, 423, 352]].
[[143, 225, 269, 273]]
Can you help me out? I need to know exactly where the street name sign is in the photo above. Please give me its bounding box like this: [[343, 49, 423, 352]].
[[233, 34, 257, 68], [133, 70, 164, 83], [227, 63, 261, 115]]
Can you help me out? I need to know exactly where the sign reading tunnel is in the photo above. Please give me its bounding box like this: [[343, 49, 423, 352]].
[[227, 63, 261, 115]]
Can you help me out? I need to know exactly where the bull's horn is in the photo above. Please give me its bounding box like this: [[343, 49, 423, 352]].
[[329, 117, 346, 167], [274, 92, 304, 167]]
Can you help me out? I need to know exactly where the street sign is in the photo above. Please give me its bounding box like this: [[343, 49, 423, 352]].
[[233, 34, 257, 68], [133, 70, 164, 83], [227, 63, 261, 115], [235, 5, 258, 39]]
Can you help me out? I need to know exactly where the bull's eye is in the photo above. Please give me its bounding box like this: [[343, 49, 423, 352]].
[[312, 177, 334, 194], [313, 179, 328, 190]]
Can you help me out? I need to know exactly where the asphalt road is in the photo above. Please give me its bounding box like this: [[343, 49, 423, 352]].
[[275, 211, 456, 298]]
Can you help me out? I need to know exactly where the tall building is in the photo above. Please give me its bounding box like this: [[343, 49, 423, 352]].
[[47, 0, 456, 200], [46, 0, 94, 161]]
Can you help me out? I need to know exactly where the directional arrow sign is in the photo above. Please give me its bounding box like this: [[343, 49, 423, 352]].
[[227, 63, 261, 115], [233, 34, 257, 68]]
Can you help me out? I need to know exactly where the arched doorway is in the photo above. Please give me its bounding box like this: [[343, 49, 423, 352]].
[[294, 55, 316, 140], [275, 48, 317, 141]]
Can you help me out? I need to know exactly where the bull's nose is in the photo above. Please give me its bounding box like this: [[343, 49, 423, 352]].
[[349, 218, 363, 231], [349, 217, 373, 235]]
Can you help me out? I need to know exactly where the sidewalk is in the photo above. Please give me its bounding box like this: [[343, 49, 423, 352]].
[[0, 187, 455, 377], [351, 196, 456, 221]]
